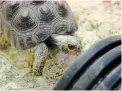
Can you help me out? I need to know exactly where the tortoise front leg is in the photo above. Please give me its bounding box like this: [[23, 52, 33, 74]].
[[33, 43, 48, 76]]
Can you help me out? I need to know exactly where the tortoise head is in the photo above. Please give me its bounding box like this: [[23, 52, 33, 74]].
[[1, 1, 78, 50]]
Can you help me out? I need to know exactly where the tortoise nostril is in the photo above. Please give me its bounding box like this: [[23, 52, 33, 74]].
[[68, 44, 76, 50], [77, 47, 81, 50]]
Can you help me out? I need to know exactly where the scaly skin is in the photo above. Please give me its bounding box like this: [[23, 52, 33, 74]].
[[33, 35, 81, 75], [52, 34, 81, 54]]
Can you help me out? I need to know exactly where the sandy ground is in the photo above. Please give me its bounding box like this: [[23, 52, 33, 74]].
[[0, 0, 121, 90], [67, 0, 121, 50]]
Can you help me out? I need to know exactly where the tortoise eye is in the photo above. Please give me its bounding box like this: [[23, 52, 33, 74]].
[[12, 9, 36, 32], [68, 44, 77, 50], [3, 1, 19, 21]]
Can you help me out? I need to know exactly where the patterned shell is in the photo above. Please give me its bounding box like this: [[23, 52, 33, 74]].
[[0, 1, 77, 50]]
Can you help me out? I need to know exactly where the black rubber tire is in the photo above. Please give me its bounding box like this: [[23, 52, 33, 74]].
[[53, 35, 121, 90], [95, 65, 121, 90]]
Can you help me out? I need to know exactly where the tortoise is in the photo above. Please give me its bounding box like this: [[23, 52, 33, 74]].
[[0, 0, 81, 75]]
